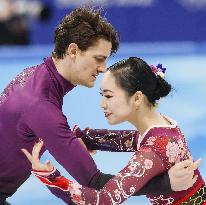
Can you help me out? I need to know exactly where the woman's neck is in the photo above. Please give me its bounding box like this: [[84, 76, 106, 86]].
[[131, 108, 170, 136]]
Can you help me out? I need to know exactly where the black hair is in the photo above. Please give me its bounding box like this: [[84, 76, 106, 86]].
[[108, 57, 172, 106]]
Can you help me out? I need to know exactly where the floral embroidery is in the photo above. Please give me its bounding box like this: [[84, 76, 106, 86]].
[[146, 136, 156, 145], [99, 138, 106, 143], [114, 189, 122, 200], [82, 129, 139, 152], [33, 124, 206, 205], [128, 164, 137, 172], [70, 183, 82, 196], [124, 139, 133, 148], [144, 159, 153, 169], [139, 147, 151, 152], [149, 195, 175, 205], [146, 135, 190, 167], [102, 153, 154, 204], [166, 141, 180, 163], [72, 194, 85, 205]]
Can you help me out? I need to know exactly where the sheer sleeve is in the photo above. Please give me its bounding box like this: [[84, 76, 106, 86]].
[[33, 147, 166, 205], [74, 127, 139, 152]]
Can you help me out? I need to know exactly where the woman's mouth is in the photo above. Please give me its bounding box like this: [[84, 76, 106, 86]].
[[104, 112, 112, 118]]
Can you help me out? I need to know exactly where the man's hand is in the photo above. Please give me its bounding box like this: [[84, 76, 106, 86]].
[[21, 139, 54, 172], [168, 157, 202, 191], [73, 125, 97, 155], [78, 138, 97, 155]]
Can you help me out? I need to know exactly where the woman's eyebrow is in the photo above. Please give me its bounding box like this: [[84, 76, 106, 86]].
[[100, 88, 113, 93]]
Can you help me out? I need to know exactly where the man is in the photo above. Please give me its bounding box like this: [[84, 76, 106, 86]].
[[0, 7, 199, 205]]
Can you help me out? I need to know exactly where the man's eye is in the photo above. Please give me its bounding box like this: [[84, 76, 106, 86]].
[[96, 58, 104, 63]]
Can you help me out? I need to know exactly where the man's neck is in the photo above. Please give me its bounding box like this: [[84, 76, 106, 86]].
[[52, 56, 73, 83]]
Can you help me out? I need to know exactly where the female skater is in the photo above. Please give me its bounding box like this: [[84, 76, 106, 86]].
[[22, 57, 205, 204]]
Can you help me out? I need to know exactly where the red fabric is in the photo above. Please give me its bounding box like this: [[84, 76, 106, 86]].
[[36, 175, 72, 191], [173, 179, 204, 205]]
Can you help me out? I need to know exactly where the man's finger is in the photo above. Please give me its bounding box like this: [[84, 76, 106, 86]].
[[89, 150, 97, 155], [45, 160, 54, 171], [173, 168, 193, 180], [191, 175, 198, 186], [193, 158, 202, 170], [175, 159, 193, 169], [173, 165, 194, 178], [32, 140, 44, 160], [21, 148, 32, 162], [78, 138, 87, 149], [184, 175, 198, 190]]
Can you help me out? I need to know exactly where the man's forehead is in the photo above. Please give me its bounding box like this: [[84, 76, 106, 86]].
[[89, 39, 112, 54]]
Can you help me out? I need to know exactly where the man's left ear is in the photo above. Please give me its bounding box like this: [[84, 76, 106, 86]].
[[133, 91, 143, 109], [67, 43, 78, 59]]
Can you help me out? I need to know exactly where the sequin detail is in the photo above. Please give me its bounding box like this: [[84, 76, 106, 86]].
[[0, 66, 36, 105], [83, 129, 138, 151], [179, 183, 206, 205]]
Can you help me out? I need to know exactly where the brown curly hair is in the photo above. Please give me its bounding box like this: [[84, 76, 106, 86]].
[[52, 7, 120, 59]]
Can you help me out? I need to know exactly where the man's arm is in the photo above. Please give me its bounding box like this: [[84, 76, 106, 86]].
[[23, 102, 170, 199], [23, 101, 101, 204]]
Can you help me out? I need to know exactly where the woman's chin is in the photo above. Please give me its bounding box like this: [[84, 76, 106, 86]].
[[107, 119, 118, 125]]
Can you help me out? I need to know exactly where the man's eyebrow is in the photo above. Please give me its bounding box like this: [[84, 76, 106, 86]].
[[94, 55, 107, 59]]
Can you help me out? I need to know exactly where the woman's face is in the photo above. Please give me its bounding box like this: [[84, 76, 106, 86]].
[[100, 71, 134, 125]]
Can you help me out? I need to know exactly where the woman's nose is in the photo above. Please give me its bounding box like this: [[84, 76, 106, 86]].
[[100, 98, 106, 109]]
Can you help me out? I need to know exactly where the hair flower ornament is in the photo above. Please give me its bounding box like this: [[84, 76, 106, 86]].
[[150, 64, 166, 78]]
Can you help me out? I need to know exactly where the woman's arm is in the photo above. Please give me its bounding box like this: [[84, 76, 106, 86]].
[[26, 142, 167, 204], [22, 139, 200, 203], [74, 126, 139, 152]]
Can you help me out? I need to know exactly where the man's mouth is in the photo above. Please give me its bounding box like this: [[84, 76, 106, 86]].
[[92, 74, 98, 79]]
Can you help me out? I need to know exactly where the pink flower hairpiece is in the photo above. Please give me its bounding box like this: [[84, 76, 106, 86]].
[[150, 64, 166, 78]]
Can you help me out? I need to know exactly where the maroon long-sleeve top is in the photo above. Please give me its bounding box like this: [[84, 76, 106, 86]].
[[0, 57, 171, 203]]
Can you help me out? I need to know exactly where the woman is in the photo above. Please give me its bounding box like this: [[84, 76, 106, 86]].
[[22, 57, 205, 204]]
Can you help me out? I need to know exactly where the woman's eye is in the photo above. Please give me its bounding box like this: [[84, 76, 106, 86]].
[[99, 92, 112, 98], [105, 95, 112, 99]]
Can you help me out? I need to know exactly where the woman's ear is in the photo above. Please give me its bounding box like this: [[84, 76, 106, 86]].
[[67, 43, 78, 58], [133, 91, 143, 110]]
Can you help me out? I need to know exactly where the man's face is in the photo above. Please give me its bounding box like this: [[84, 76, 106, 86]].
[[73, 39, 112, 88]]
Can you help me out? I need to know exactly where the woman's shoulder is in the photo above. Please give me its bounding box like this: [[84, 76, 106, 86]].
[[140, 120, 190, 170]]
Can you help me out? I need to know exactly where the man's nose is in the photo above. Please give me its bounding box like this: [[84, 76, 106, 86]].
[[98, 63, 107, 73]]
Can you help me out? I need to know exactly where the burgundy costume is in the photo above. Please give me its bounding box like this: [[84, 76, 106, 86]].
[[33, 116, 206, 205]]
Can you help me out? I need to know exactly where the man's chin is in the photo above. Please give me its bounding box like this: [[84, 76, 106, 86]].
[[86, 82, 95, 88]]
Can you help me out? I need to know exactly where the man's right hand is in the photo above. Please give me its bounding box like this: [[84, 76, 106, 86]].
[[73, 125, 97, 155], [168, 157, 202, 191]]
